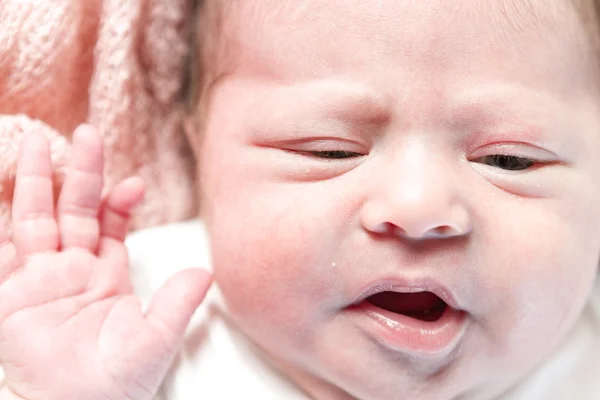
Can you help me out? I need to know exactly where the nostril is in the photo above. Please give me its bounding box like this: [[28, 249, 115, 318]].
[[391, 224, 465, 239], [430, 225, 454, 237], [368, 222, 395, 234], [423, 224, 469, 239]]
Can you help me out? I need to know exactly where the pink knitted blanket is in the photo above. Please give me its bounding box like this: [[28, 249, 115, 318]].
[[0, 0, 197, 232]]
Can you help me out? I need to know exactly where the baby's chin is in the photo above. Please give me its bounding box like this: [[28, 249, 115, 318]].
[[219, 278, 588, 400]]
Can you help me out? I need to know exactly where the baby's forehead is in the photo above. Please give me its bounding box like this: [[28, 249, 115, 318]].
[[218, 0, 595, 77], [191, 0, 600, 115], [223, 0, 581, 32], [217, 0, 592, 59]]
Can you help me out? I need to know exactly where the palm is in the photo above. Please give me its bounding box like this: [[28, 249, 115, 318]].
[[0, 126, 211, 400]]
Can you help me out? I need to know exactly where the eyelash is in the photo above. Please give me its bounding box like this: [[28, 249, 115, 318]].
[[473, 155, 537, 171], [304, 150, 363, 159], [306, 151, 538, 171]]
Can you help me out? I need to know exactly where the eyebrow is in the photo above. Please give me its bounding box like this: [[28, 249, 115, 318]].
[[448, 82, 577, 151], [277, 80, 391, 125], [452, 82, 564, 121], [237, 80, 392, 141]]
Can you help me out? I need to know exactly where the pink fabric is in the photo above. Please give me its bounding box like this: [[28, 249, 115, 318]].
[[0, 0, 197, 232]]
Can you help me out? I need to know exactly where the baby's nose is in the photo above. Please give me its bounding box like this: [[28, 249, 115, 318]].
[[359, 147, 472, 241], [361, 192, 471, 240]]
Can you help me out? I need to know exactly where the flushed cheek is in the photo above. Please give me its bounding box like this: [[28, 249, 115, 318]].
[[206, 186, 345, 343]]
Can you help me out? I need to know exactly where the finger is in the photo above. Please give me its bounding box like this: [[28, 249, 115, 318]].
[[99, 176, 145, 243], [145, 269, 213, 346], [57, 125, 104, 251], [12, 134, 59, 257], [0, 226, 17, 283], [97, 177, 144, 267], [97, 239, 129, 279]]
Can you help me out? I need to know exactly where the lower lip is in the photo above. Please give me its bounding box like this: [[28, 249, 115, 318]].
[[348, 301, 469, 356]]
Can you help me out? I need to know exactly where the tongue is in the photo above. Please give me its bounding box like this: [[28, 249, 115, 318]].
[[367, 291, 445, 315]]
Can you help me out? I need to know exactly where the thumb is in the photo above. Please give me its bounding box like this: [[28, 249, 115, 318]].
[[145, 268, 213, 347]]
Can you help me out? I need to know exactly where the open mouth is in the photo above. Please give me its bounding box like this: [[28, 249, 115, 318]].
[[365, 291, 448, 322], [349, 283, 468, 354]]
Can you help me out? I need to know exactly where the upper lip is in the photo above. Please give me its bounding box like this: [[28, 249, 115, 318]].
[[350, 277, 463, 311]]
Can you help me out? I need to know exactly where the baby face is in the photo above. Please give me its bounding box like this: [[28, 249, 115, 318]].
[[196, 1, 600, 399]]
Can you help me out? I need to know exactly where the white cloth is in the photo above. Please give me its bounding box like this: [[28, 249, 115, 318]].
[[126, 220, 600, 400]]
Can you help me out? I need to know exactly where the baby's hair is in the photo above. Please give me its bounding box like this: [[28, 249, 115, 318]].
[[181, 0, 199, 110], [182, 0, 202, 112], [184, 0, 231, 114]]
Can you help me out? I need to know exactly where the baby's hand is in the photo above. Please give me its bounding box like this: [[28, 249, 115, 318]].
[[0, 126, 212, 400]]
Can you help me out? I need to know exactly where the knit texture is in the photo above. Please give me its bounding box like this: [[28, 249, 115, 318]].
[[0, 0, 197, 233]]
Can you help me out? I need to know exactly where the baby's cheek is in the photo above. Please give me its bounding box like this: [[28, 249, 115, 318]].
[[215, 224, 322, 303], [208, 195, 337, 342], [475, 200, 599, 358]]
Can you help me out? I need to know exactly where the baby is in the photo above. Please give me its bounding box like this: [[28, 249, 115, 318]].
[[2, 0, 600, 399]]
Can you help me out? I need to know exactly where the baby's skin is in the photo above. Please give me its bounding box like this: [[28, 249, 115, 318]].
[[0, 125, 212, 400]]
